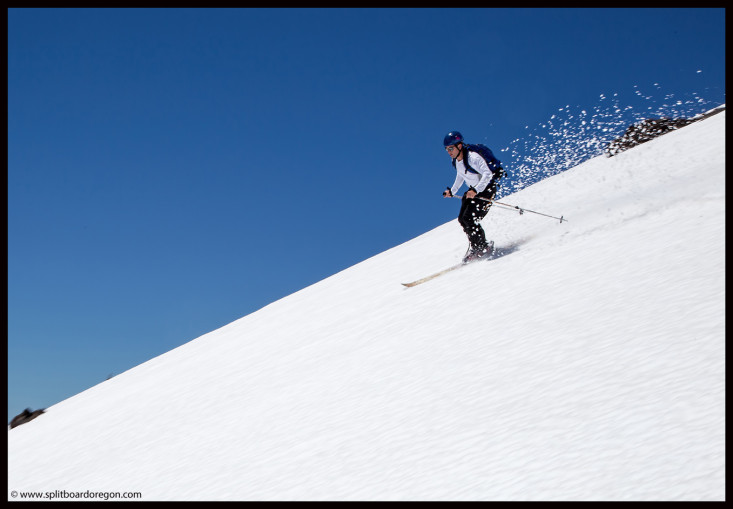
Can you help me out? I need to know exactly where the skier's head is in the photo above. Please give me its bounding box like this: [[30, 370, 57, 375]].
[[443, 131, 464, 147], [444, 131, 464, 157]]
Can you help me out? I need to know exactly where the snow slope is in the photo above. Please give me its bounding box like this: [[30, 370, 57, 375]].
[[8, 112, 725, 501]]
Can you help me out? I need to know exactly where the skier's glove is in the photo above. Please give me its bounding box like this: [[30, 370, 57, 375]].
[[443, 187, 453, 197]]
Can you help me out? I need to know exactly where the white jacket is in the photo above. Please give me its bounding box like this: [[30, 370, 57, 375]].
[[449, 151, 495, 196]]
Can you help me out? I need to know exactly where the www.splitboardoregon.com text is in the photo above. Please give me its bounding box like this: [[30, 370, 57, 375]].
[[10, 489, 142, 501]]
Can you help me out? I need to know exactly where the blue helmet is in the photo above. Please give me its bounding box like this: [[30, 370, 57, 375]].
[[443, 131, 464, 147]]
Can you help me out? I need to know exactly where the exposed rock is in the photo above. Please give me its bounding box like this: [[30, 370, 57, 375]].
[[605, 105, 725, 157], [9, 408, 45, 429]]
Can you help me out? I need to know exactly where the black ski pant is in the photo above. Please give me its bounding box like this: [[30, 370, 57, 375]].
[[458, 176, 501, 251]]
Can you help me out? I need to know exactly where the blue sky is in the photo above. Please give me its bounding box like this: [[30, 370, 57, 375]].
[[8, 8, 725, 419]]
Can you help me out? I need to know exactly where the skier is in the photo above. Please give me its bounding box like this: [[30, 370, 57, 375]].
[[442, 131, 504, 263]]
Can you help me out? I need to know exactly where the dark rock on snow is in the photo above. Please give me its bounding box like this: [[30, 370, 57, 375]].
[[605, 105, 725, 157], [9, 408, 45, 429]]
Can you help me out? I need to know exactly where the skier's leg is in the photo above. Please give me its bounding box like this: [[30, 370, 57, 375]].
[[458, 195, 489, 256]]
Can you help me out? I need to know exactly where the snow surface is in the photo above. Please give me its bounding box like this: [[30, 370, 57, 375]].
[[8, 112, 725, 501]]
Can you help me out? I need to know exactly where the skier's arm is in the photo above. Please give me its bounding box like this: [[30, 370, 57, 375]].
[[448, 173, 464, 197], [470, 152, 495, 193]]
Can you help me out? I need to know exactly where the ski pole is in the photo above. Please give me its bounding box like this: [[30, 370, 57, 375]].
[[451, 195, 567, 223]]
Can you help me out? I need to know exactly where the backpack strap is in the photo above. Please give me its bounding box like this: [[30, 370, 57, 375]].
[[452, 144, 506, 178], [465, 144, 503, 175], [451, 146, 481, 175], [462, 147, 481, 175]]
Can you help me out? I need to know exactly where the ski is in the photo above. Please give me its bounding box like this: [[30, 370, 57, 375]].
[[403, 243, 497, 288], [402, 263, 466, 287]]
